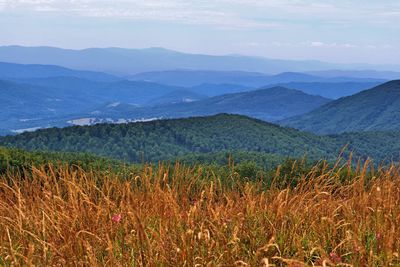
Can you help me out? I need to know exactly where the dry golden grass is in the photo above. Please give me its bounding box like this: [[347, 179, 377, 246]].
[[0, 161, 399, 266]]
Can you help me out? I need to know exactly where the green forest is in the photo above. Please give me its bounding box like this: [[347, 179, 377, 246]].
[[1, 114, 400, 166]]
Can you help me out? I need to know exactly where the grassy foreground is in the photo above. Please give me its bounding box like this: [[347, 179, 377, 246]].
[[0, 161, 399, 266]]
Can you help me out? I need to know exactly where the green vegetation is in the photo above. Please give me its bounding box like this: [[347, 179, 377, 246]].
[[0, 155, 399, 265], [282, 80, 400, 134], [1, 120, 399, 266], [0, 146, 126, 174], [0, 114, 337, 162], [2, 114, 400, 165], [177, 151, 287, 169]]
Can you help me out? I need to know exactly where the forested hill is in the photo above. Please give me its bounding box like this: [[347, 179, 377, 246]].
[[281, 80, 400, 134], [0, 114, 335, 161], [2, 114, 400, 163]]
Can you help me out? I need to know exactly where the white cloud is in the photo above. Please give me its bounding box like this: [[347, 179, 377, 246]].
[[250, 41, 382, 49], [310, 41, 357, 48], [0, 0, 279, 29], [310, 41, 324, 47], [3, 0, 398, 29]]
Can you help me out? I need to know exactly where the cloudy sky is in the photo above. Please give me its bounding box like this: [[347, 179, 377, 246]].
[[1, 0, 399, 64]]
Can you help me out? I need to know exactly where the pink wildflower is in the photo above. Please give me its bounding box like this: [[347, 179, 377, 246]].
[[112, 214, 122, 223], [329, 252, 342, 264], [376, 232, 382, 241]]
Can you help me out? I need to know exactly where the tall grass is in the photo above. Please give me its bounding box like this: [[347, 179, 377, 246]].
[[0, 160, 399, 266]]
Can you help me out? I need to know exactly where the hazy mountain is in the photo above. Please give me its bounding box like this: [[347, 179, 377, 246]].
[[0, 79, 94, 134], [0, 79, 96, 117], [87, 86, 331, 122], [0, 77, 193, 134], [308, 70, 400, 80], [0, 61, 119, 82], [189, 83, 253, 96], [2, 114, 400, 163], [2, 46, 399, 75], [15, 76, 188, 105], [269, 82, 382, 99], [147, 90, 208, 106], [281, 80, 400, 134], [129, 70, 272, 87], [130, 70, 385, 87]]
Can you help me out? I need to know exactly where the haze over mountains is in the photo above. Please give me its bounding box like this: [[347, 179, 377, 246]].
[[2, 46, 400, 75], [2, 56, 396, 135], [0, 61, 119, 82], [129, 70, 384, 87], [1, 46, 400, 146], [129, 70, 384, 99], [86, 87, 331, 122]]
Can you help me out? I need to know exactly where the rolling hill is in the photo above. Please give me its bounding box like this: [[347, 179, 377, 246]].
[[0, 77, 198, 134], [281, 80, 400, 134], [189, 83, 252, 96], [130, 70, 385, 98], [19, 76, 206, 106], [0, 79, 102, 134], [270, 82, 382, 99], [0, 114, 336, 162], [85, 86, 332, 122], [147, 90, 207, 106], [2, 114, 400, 163], [130, 70, 273, 87], [130, 70, 385, 87]]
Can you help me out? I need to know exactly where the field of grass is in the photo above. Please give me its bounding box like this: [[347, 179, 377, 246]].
[[0, 159, 399, 266]]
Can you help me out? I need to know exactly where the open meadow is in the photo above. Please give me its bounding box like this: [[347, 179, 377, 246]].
[[0, 159, 399, 266]]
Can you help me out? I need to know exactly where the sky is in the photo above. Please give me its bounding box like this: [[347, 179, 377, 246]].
[[0, 0, 399, 64]]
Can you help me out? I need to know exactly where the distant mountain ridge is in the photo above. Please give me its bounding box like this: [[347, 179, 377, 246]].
[[85, 86, 331, 122], [0, 61, 119, 82], [307, 70, 400, 80], [0, 60, 397, 137], [1, 45, 400, 75], [129, 70, 385, 87], [281, 80, 400, 134]]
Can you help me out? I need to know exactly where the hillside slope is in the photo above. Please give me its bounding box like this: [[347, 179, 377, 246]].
[[147, 90, 207, 106], [0, 79, 93, 134], [271, 82, 381, 99], [281, 80, 400, 134], [2, 114, 400, 163], [0, 114, 336, 162], [0, 77, 199, 134], [90, 86, 331, 122]]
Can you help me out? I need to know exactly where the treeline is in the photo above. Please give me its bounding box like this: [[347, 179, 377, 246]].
[[0, 145, 333, 189], [1, 114, 400, 165], [0, 146, 127, 174], [0, 114, 335, 162]]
